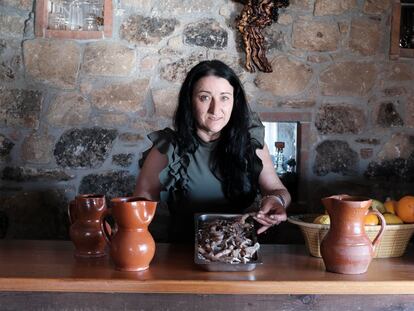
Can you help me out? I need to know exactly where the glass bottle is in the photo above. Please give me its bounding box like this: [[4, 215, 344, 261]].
[[274, 141, 286, 176]]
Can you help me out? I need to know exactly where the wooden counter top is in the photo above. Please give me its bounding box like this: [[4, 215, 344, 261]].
[[0, 240, 413, 295]]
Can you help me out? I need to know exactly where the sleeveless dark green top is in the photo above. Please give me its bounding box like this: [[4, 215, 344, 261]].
[[143, 113, 265, 242]]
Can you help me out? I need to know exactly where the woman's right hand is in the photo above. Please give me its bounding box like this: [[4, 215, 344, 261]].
[[253, 195, 287, 234]]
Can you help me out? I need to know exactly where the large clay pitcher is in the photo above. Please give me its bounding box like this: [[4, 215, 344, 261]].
[[320, 194, 386, 274], [68, 194, 107, 258], [101, 196, 157, 271]]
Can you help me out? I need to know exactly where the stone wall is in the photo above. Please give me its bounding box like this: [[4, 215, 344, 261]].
[[1, 0, 414, 240]]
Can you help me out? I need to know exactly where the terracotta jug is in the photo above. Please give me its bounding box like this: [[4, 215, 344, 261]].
[[320, 194, 386, 274], [101, 196, 157, 271], [68, 194, 107, 258]]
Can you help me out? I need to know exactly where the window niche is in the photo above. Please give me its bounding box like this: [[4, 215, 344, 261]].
[[390, 0, 414, 59], [35, 0, 113, 39], [263, 121, 299, 203], [260, 111, 312, 209]]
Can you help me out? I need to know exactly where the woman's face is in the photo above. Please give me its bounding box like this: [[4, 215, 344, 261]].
[[192, 75, 234, 142]]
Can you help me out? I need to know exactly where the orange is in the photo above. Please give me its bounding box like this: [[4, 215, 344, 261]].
[[364, 214, 379, 225], [384, 199, 397, 214], [395, 196, 414, 223]]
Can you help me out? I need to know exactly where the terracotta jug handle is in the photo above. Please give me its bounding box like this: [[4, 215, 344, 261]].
[[369, 209, 387, 251], [100, 209, 113, 246], [67, 200, 77, 225]]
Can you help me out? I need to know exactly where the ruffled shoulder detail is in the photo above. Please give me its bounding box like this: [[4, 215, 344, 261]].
[[249, 112, 265, 183], [147, 128, 177, 154], [249, 112, 265, 149], [143, 128, 190, 201]]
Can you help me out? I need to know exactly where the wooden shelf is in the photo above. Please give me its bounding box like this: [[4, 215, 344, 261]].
[[390, 0, 414, 59], [35, 0, 113, 39], [1, 240, 414, 294]]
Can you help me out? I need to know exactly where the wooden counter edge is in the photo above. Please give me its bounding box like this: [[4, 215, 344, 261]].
[[1, 279, 414, 295]]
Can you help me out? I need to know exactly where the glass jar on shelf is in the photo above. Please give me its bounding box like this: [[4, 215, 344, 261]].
[[48, 0, 69, 30], [69, 0, 83, 30], [274, 141, 286, 176], [84, 13, 98, 31]]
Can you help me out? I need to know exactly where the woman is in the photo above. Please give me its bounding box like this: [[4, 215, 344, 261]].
[[134, 60, 290, 243]]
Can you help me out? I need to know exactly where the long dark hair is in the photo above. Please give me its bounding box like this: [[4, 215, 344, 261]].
[[174, 60, 260, 206]]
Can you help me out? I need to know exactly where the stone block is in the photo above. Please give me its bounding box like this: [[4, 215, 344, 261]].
[[120, 0, 153, 11], [382, 87, 406, 97], [349, 18, 381, 55], [387, 62, 414, 81], [280, 100, 316, 109], [79, 170, 135, 200], [120, 15, 178, 46], [158, 0, 213, 14], [152, 88, 179, 118], [255, 56, 313, 96], [83, 42, 136, 76], [119, 132, 144, 143], [277, 14, 293, 25], [23, 39, 81, 89], [360, 148, 373, 159], [377, 133, 414, 161], [91, 113, 129, 127], [320, 62, 377, 96], [2, 166, 73, 181], [160, 52, 206, 83], [375, 102, 403, 128], [365, 158, 414, 182], [141, 56, 159, 71], [263, 25, 284, 51], [289, 0, 313, 11], [1, 0, 33, 11], [208, 52, 244, 76], [0, 13, 25, 37], [54, 127, 117, 168], [167, 35, 183, 50], [314, 0, 357, 16], [0, 39, 22, 82], [183, 19, 227, 49], [130, 120, 159, 132], [0, 89, 42, 128], [363, 0, 391, 15], [355, 138, 381, 145], [313, 140, 358, 176], [90, 79, 149, 113], [46, 92, 91, 127], [315, 104, 365, 134], [22, 132, 54, 164], [292, 20, 340, 52], [112, 153, 134, 167]]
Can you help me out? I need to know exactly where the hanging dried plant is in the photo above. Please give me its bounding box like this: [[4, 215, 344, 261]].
[[235, 0, 289, 73]]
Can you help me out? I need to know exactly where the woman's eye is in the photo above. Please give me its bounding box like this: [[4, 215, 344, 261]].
[[199, 95, 210, 102], [221, 96, 230, 101]]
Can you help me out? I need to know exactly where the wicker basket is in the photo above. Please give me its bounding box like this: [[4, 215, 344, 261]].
[[288, 214, 414, 258]]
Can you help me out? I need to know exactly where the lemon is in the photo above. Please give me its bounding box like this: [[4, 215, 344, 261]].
[[383, 213, 403, 224], [371, 199, 386, 214], [384, 198, 397, 214], [313, 214, 330, 224]]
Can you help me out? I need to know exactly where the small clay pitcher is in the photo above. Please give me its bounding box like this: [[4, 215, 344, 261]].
[[320, 194, 386, 274], [101, 196, 157, 271], [68, 194, 107, 258]]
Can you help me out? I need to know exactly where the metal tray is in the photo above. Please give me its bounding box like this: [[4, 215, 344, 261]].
[[194, 213, 262, 272]]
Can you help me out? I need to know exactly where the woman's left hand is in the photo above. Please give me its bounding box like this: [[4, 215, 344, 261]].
[[253, 196, 287, 234]]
